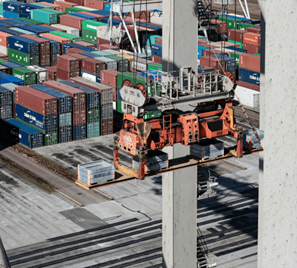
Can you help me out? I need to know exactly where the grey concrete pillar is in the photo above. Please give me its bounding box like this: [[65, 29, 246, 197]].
[[0, 237, 10, 268], [162, 144, 197, 267], [162, 0, 198, 72], [258, 1, 297, 267]]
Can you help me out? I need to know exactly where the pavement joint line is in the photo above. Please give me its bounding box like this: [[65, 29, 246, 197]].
[[55, 189, 84, 207], [94, 189, 114, 200], [222, 159, 247, 170]]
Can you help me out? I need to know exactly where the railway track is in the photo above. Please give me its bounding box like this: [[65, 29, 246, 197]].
[[234, 105, 260, 126]]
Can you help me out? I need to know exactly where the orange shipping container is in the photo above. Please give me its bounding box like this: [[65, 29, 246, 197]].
[[0, 32, 12, 47], [243, 32, 261, 46]]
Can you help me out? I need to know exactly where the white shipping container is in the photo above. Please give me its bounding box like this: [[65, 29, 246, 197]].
[[150, 12, 162, 25], [26, 65, 49, 84], [51, 24, 80, 36], [76, 6, 97, 11], [0, 45, 7, 54], [82, 72, 96, 82], [113, 100, 116, 110], [234, 85, 260, 109], [97, 25, 122, 39]]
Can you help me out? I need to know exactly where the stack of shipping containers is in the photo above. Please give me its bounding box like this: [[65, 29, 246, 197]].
[[57, 54, 80, 80], [0, 86, 12, 119]]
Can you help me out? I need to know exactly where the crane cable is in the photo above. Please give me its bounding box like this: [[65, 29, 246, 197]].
[[186, 0, 262, 145]]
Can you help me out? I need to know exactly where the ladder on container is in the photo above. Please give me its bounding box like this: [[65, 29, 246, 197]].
[[163, 114, 173, 144]]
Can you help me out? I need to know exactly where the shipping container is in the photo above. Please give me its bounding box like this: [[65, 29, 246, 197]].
[[242, 43, 260, 54], [98, 44, 119, 51], [20, 34, 51, 55], [2, 118, 44, 148], [0, 76, 24, 86], [243, 32, 261, 46], [7, 48, 39, 66], [227, 29, 245, 43], [16, 85, 57, 115], [84, 0, 108, 10], [79, 11, 106, 22], [38, 2, 63, 11], [234, 85, 260, 109], [0, 31, 12, 47], [59, 14, 84, 30], [70, 77, 113, 105], [74, 41, 96, 49], [245, 27, 261, 34], [57, 55, 80, 72], [51, 23, 80, 36], [18, 18, 43, 24], [53, 1, 76, 13], [78, 160, 114, 186], [3, 1, 22, 14], [31, 9, 58, 24], [12, 67, 36, 85], [45, 66, 57, 81], [39, 32, 71, 54], [0, 86, 12, 106], [239, 54, 260, 73], [8, 35, 39, 55], [50, 30, 82, 42], [73, 123, 86, 140], [93, 56, 117, 71], [81, 70, 100, 83], [101, 103, 113, 120], [82, 19, 106, 33], [239, 68, 260, 86], [100, 69, 119, 88], [15, 103, 58, 131], [61, 80, 100, 109], [211, 54, 236, 74], [70, 12, 97, 21], [57, 68, 80, 80], [8, 27, 36, 36], [38, 36, 61, 54], [105, 55, 129, 72], [100, 118, 113, 135], [86, 121, 100, 138], [65, 6, 89, 14], [90, 50, 112, 57], [151, 43, 162, 57], [26, 65, 49, 84], [81, 58, 106, 75], [59, 125, 72, 143], [0, 65, 10, 75], [30, 84, 72, 113], [82, 30, 97, 44], [0, 104, 12, 119], [42, 8, 64, 23], [237, 80, 260, 92]]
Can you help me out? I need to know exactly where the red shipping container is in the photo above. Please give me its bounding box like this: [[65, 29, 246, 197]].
[[57, 55, 80, 72], [40, 24, 67, 32], [156, 38, 162, 44], [74, 41, 96, 49], [200, 56, 225, 70], [57, 68, 80, 80], [151, 55, 162, 63], [237, 80, 260, 92], [101, 119, 113, 135], [239, 54, 260, 73], [20, 34, 50, 55], [124, 14, 149, 24], [66, 0, 84, 5], [203, 49, 224, 57], [38, 2, 63, 11], [211, 19, 227, 33], [111, 86, 116, 100], [0, 52, 8, 61], [242, 43, 260, 54], [78, 12, 107, 22], [81, 58, 106, 75], [69, 77, 113, 105], [60, 14, 85, 30], [0, 66, 10, 74], [100, 69, 119, 88], [45, 66, 57, 81], [227, 29, 245, 43], [43, 81, 85, 108], [40, 33, 71, 54], [97, 44, 120, 51], [245, 27, 261, 34], [69, 53, 89, 60], [0, 32, 12, 47], [40, 54, 51, 67], [15, 86, 57, 115], [215, 41, 240, 48], [65, 48, 85, 55], [84, 0, 108, 10], [97, 37, 112, 47], [54, 1, 76, 12], [243, 32, 261, 46]]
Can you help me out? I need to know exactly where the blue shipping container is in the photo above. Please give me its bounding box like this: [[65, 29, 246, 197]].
[[59, 126, 72, 143], [61, 80, 100, 109], [198, 46, 209, 59], [51, 53, 58, 66], [0, 87, 13, 106], [239, 68, 260, 86], [18, 25, 45, 34], [73, 124, 86, 140], [1, 61, 24, 71], [39, 37, 61, 54], [1, 83, 19, 92], [0, 105, 13, 119], [29, 25, 53, 33], [30, 84, 72, 113], [0, 76, 24, 86], [101, 103, 113, 120], [3, 10, 20, 19], [225, 46, 247, 53], [4, 119, 44, 148], [20, 3, 40, 16], [81, 70, 101, 83], [211, 54, 236, 74], [151, 43, 162, 57], [89, 10, 110, 16], [10, 18, 32, 25], [3, 1, 22, 14], [8, 36, 39, 55], [0, 27, 23, 36], [19, 13, 31, 19], [15, 103, 58, 131], [0, 71, 10, 78]]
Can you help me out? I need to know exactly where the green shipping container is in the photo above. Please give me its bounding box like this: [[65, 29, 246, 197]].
[[82, 30, 97, 44], [105, 55, 130, 72], [87, 108, 100, 123], [0, 4, 3, 16], [13, 67, 36, 85], [65, 7, 89, 14], [90, 51, 112, 57], [116, 100, 123, 114], [143, 110, 162, 120], [87, 122, 100, 138], [82, 20, 107, 33], [117, 72, 151, 95], [237, 23, 254, 31], [230, 51, 246, 66], [227, 40, 243, 49], [31, 9, 58, 24], [0, 58, 7, 63], [59, 112, 72, 127], [218, 16, 244, 29], [50, 31, 81, 42], [17, 18, 43, 25], [8, 49, 39, 67], [254, 54, 261, 57], [148, 63, 162, 71], [42, 8, 65, 23]]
